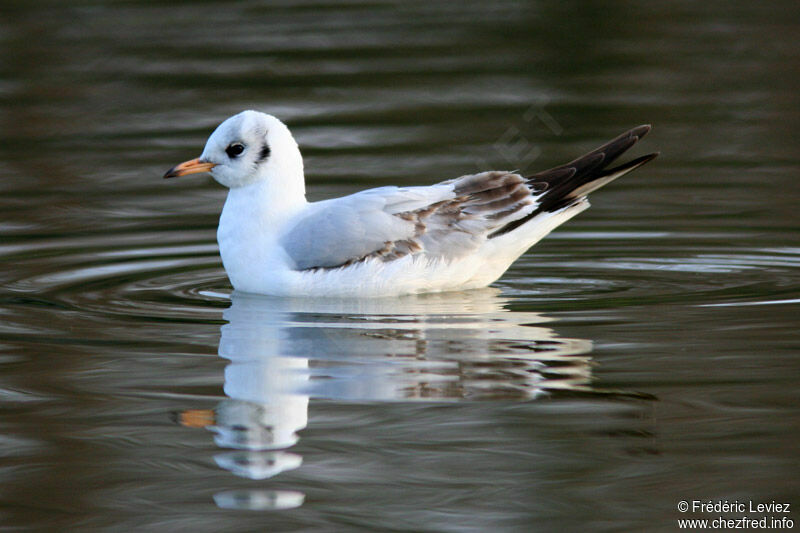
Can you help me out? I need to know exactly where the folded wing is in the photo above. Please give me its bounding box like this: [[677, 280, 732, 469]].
[[281, 125, 657, 271]]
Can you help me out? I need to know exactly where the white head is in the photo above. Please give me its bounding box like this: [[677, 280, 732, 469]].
[[164, 110, 305, 194]]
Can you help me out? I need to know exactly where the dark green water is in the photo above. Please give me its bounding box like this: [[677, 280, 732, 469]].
[[1, 1, 798, 531]]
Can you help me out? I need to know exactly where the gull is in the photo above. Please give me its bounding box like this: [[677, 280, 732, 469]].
[[164, 111, 657, 296]]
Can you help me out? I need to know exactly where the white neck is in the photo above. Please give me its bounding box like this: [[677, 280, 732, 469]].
[[217, 177, 307, 292], [222, 176, 307, 233]]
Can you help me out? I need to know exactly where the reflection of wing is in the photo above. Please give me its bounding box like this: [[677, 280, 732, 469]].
[[280, 125, 656, 270], [280, 172, 534, 270]]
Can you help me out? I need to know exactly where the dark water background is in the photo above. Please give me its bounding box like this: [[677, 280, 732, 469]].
[[1, 1, 799, 531]]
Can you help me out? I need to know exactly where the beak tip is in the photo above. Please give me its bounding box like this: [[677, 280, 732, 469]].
[[162, 158, 215, 180]]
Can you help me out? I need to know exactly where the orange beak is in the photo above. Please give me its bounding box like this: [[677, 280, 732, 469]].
[[163, 158, 217, 179]]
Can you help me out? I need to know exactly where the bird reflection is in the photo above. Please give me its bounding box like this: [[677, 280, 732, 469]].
[[179, 287, 596, 510]]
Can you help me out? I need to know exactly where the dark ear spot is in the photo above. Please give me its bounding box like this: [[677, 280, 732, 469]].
[[258, 144, 271, 162]]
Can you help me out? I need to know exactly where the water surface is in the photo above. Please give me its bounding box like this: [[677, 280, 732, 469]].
[[1, 1, 799, 531]]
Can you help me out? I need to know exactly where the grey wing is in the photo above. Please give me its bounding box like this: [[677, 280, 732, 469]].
[[280, 174, 534, 270], [281, 124, 657, 270], [280, 186, 427, 270]]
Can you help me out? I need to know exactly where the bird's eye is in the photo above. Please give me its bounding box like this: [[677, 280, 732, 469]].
[[226, 143, 245, 158]]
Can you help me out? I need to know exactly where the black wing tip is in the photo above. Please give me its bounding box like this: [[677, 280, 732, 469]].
[[632, 151, 659, 164], [589, 124, 656, 167], [629, 124, 652, 139], [491, 125, 657, 239], [599, 151, 659, 178], [638, 151, 659, 164]]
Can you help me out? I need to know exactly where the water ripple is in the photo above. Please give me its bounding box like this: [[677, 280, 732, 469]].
[[507, 243, 800, 309]]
